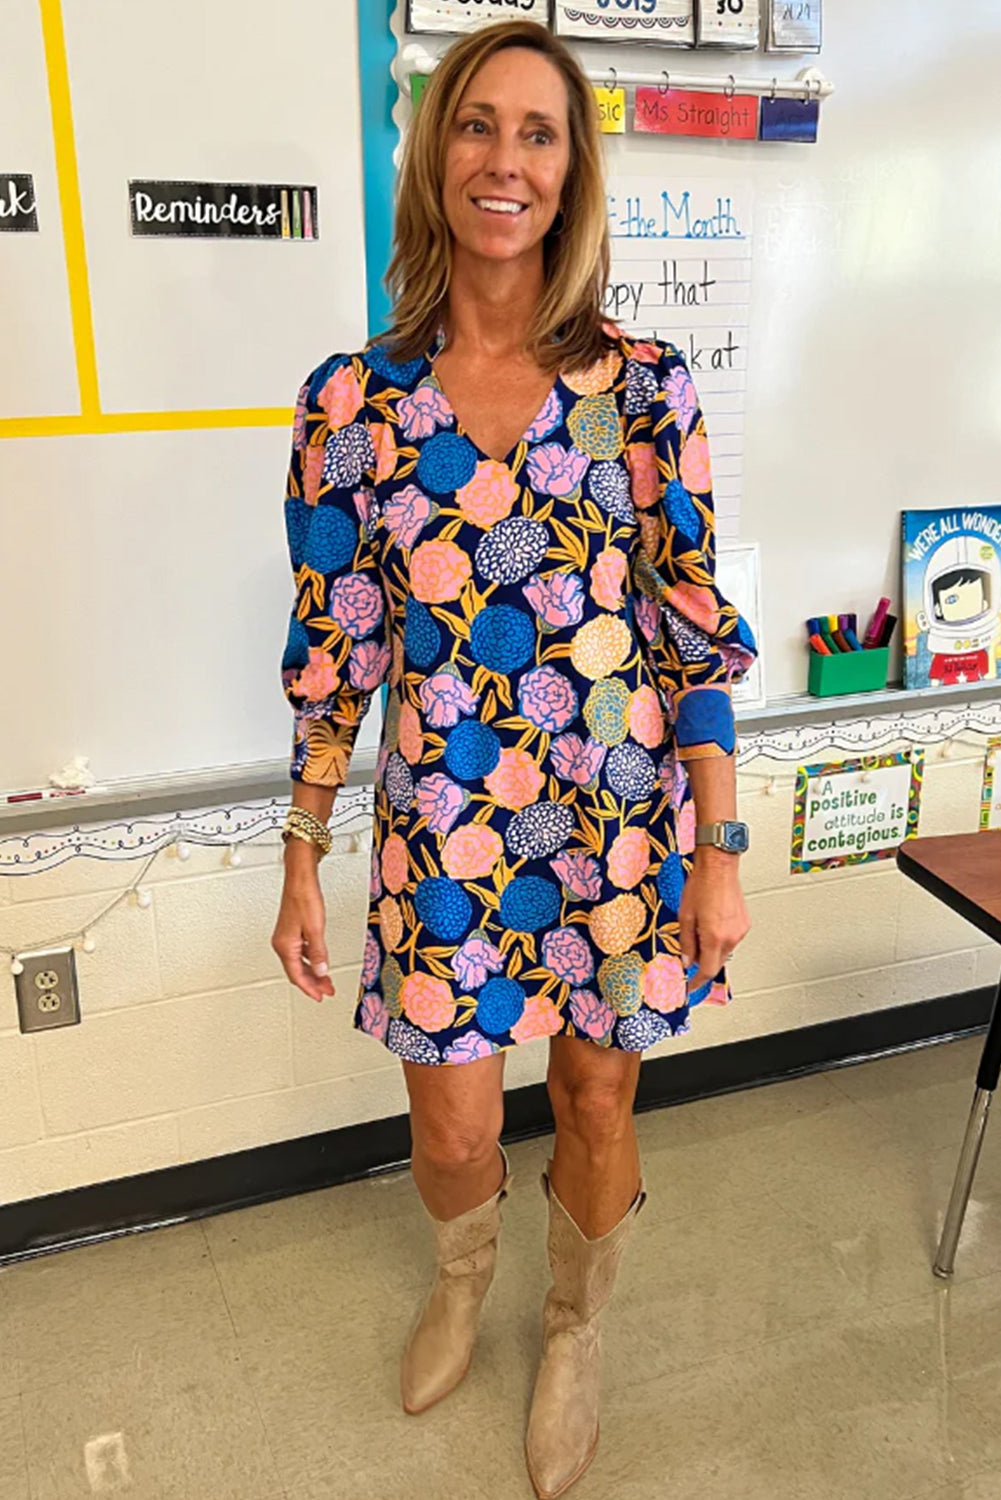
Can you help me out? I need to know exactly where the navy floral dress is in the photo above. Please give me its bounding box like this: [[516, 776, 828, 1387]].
[[281, 325, 758, 1066]]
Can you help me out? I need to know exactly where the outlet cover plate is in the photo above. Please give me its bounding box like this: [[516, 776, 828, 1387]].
[[14, 947, 81, 1033]]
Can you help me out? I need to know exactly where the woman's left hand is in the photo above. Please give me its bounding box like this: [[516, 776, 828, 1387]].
[[678, 853, 751, 992]]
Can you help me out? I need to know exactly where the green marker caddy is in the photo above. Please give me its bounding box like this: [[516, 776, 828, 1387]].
[[808, 646, 890, 697]]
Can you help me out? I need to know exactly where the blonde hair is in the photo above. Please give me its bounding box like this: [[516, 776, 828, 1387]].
[[382, 19, 612, 374]]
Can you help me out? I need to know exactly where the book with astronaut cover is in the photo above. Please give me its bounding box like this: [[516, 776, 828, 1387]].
[[901, 506, 1001, 689]]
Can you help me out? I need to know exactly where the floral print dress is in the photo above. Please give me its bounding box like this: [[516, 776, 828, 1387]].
[[281, 326, 758, 1066]]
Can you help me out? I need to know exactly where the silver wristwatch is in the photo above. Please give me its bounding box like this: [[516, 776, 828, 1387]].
[[694, 820, 749, 854]]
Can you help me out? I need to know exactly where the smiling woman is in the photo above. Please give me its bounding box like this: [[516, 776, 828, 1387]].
[[271, 19, 758, 1499]]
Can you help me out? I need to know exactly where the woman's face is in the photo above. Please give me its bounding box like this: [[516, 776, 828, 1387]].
[[442, 47, 571, 268]]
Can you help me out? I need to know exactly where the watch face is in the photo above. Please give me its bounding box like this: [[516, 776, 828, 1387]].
[[724, 822, 749, 853]]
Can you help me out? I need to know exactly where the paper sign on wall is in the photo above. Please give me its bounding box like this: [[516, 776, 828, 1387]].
[[554, 0, 694, 46], [790, 750, 925, 874], [981, 737, 1001, 831], [759, 95, 820, 142], [635, 87, 758, 140], [696, 0, 760, 49], [407, 0, 551, 34], [129, 181, 318, 240], [594, 86, 627, 133], [767, 0, 822, 51], [0, 173, 38, 232]]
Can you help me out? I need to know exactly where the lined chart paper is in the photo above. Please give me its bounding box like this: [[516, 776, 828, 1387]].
[[604, 179, 753, 541]]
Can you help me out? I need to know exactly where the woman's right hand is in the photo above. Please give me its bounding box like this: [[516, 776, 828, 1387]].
[[272, 843, 337, 1003]]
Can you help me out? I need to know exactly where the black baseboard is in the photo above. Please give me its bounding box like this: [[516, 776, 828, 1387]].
[[1, 985, 995, 1265]]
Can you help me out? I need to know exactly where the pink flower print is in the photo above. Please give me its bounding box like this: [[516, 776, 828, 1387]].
[[541, 928, 595, 985], [398, 700, 423, 766], [510, 993, 563, 1044], [607, 828, 651, 890], [292, 647, 337, 703], [667, 581, 720, 636], [442, 823, 503, 880], [416, 772, 466, 835], [444, 1031, 498, 1063], [677, 800, 696, 855], [569, 988, 616, 1040], [347, 639, 391, 692], [359, 991, 389, 1041], [362, 931, 381, 987], [353, 487, 378, 536], [293, 381, 309, 448], [524, 386, 563, 442], [635, 594, 661, 644], [679, 432, 712, 494], [317, 364, 363, 428], [484, 747, 545, 811], [401, 972, 456, 1032], [411, 539, 472, 604], [329, 574, 384, 639], [630, 341, 661, 365], [518, 666, 578, 733], [642, 954, 688, 1014], [398, 382, 453, 441], [550, 850, 602, 901], [628, 685, 665, 750], [590, 549, 626, 611], [383, 483, 432, 549], [303, 444, 324, 505], [550, 733, 606, 787], [627, 441, 659, 511], [369, 843, 383, 899], [451, 933, 505, 991], [370, 421, 398, 484], [381, 831, 409, 895], [457, 460, 519, 528], [376, 744, 389, 785], [707, 980, 731, 1006], [526, 442, 590, 497], [662, 366, 698, 434], [418, 669, 479, 729], [523, 572, 584, 629]]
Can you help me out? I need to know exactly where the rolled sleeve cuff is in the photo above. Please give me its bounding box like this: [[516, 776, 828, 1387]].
[[672, 684, 736, 760]]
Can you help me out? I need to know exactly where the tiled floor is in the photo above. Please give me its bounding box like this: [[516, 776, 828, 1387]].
[[2, 1035, 1001, 1499]]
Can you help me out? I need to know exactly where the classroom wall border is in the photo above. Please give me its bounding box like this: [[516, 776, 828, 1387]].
[[0, 985, 994, 1264]]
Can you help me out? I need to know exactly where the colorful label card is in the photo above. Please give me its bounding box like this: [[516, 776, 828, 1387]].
[[594, 85, 627, 133], [0, 173, 38, 232], [759, 95, 820, 142], [128, 181, 318, 240], [635, 87, 759, 140], [790, 750, 924, 874]]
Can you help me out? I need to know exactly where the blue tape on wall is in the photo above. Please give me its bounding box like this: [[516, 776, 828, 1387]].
[[356, 0, 399, 338]]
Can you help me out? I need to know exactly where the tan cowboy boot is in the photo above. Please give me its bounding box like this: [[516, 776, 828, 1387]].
[[401, 1143, 512, 1415], [525, 1159, 647, 1499]]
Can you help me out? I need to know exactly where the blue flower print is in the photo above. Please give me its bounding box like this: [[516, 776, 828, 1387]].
[[281, 614, 310, 672], [475, 517, 549, 584], [363, 343, 426, 387], [588, 461, 635, 522], [656, 853, 685, 916], [597, 952, 643, 1014], [414, 877, 473, 941], [476, 977, 527, 1034], [304, 503, 358, 573], [323, 422, 375, 488], [499, 876, 561, 933], [470, 606, 536, 673], [625, 360, 658, 416], [616, 1008, 679, 1051], [385, 753, 414, 812], [444, 721, 502, 781], [416, 432, 478, 494], [386, 1017, 442, 1063], [505, 802, 575, 860], [284, 496, 311, 569], [405, 598, 441, 668], [605, 743, 658, 801], [664, 479, 701, 542]]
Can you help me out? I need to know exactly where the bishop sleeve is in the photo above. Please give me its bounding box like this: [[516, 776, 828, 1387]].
[[630, 345, 758, 761], [280, 353, 391, 786]]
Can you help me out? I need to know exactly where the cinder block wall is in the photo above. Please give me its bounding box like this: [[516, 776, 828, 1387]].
[[1, 744, 997, 1205]]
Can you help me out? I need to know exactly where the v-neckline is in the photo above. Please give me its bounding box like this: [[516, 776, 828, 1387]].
[[420, 330, 563, 471]]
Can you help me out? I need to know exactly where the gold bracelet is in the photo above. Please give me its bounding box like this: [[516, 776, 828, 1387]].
[[281, 806, 333, 858]]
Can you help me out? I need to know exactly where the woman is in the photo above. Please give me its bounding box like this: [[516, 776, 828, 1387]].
[[272, 19, 757, 1499]]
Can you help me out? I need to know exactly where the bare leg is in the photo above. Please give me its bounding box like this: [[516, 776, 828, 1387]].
[[546, 1033, 643, 1237], [403, 1051, 507, 1219]]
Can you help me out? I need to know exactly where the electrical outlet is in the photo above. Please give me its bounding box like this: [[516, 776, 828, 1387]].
[[14, 948, 81, 1033]]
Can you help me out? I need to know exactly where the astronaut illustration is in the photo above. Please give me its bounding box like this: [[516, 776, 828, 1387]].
[[914, 535, 1001, 686]]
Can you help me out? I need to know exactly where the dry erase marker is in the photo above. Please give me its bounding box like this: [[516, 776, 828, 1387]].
[[878, 613, 897, 647], [826, 615, 851, 652], [292, 188, 302, 239], [863, 597, 890, 648], [303, 189, 314, 240], [280, 189, 291, 238], [809, 634, 833, 655], [839, 615, 863, 650]]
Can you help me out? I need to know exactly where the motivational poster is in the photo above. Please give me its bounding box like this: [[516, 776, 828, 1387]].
[[554, 0, 694, 46], [980, 736, 1001, 832], [767, 0, 822, 51], [128, 181, 318, 240], [696, 0, 760, 47], [406, 0, 551, 34], [759, 95, 820, 142], [635, 87, 759, 140], [594, 85, 627, 133], [790, 750, 925, 874], [0, 173, 38, 232]]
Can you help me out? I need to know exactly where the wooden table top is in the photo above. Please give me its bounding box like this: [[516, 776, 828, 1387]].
[[896, 831, 1001, 945]]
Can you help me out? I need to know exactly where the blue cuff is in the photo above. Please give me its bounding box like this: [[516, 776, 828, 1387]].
[[673, 685, 736, 757]]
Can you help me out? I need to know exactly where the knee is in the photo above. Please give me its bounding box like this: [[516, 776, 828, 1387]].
[[547, 1067, 634, 1146], [413, 1113, 503, 1177]]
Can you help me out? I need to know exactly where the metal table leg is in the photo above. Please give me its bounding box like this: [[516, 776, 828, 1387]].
[[933, 972, 1001, 1279]]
